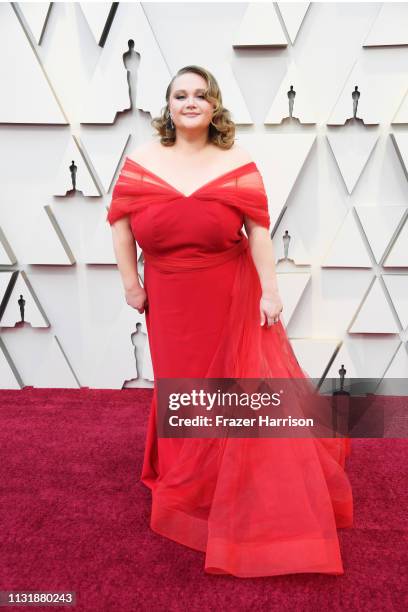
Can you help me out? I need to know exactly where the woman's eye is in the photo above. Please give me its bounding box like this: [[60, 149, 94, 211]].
[[175, 95, 206, 99]]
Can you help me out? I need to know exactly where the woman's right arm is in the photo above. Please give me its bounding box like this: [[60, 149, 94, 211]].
[[111, 217, 148, 314]]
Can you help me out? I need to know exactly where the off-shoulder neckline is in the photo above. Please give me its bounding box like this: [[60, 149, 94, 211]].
[[124, 157, 258, 198]]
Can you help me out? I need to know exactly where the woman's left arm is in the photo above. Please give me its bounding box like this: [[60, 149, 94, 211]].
[[244, 216, 283, 327]]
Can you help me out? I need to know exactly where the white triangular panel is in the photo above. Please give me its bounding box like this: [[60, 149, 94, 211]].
[[349, 278, 399, 334], [94, 248, 144, 287], [273, 216, 310, 265], [382, 343, 408, 378], [392, 88, 408, 124], [237, 133, 316, 229], [276, 272, 311, 327], [264, 60, 318, 125], [0, 272, 15, 301], [23, 206, 75, 265], [0, 271, 49, 328], [18, 2, 51, 44], [363, 3, 408, 47], [33, 335, 80, 388], [88, 303, 149, 389], [390, 133, 408, 180], [0, 230, 16, 265], [326, 336, 400, 379], [79, 2, 113, 45], [322, 210, 372, 268], [81, 3, 172, 123], [277, 2, 310, 45], [80, 131, 130, 193], [326, 129, 378, 194], [376, 342, 408, 396], [0, 3, 66, 123], [355, 206, 406, 264], [0, 241, 14, 265], [317, 271, 374, 338], [382, 275, 408, 330], [84, 208, 117, 264], [327, 60, 406, 126], [0, 339, 23, 389], [232, 2, 287, 47], [53, 136, 101, 196], [383, 217, 408, 268], [290, 338, 339, 379]]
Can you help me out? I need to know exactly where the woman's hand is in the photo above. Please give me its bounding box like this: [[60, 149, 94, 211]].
[[125, 286, 148, 314], [260, 292, 283, 327]]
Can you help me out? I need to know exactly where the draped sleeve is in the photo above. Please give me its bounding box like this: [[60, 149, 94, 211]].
[[235, 163, 271, 229], [107, 157, 271, 229], [197, 162, 271, 230], [106, 159, 144, 225], [106, 158, 172, 225]]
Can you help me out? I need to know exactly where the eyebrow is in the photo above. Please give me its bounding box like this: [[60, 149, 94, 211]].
[[173, 88, 206, 94]]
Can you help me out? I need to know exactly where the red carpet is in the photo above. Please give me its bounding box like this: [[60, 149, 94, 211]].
[[0, 388, 406, 611]]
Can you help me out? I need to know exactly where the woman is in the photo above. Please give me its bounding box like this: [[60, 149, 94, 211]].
[[107, 65, 353, 578]]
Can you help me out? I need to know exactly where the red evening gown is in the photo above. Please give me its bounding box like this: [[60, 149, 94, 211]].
[[107, 157, 353, 578]]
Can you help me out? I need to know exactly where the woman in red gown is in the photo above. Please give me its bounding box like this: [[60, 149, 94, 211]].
[[107, 65, 353, 578]]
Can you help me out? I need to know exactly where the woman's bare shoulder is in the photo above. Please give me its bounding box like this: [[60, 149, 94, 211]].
[[127, 140, 161, 163], [228, 143, 254, 165]]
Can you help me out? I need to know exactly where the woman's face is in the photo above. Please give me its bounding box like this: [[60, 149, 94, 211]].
[[168, 72, 216, 132]]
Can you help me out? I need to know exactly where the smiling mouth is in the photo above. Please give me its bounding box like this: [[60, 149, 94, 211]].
[[184, 114, 199, 116]]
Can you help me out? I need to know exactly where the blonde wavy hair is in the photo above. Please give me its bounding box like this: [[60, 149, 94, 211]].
[[151, 65, 235, 149]]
